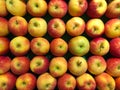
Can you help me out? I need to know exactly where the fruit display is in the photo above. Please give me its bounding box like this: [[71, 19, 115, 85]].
[[0, 0, 120, 90]]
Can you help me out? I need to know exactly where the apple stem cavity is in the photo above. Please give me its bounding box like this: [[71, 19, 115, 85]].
[[9, 0, 13, 5], [2, 82, 6, 87], [77, 61, 82, 66]]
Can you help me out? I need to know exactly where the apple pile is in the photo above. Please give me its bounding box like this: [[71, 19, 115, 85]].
[[0, 0, 120, 90]]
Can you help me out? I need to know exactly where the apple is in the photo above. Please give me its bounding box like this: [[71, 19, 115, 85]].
[[27, 0, 47, 17], [87, 55, 107, 75], [115, 77, 120, 90], [30, 56, 49, 74], [66, 17, 85, 37], [50, 38, 68, 57], [30, 37, 50, 55], [68, 56, 88, 76], [85, 18, 105, 38], [68, 0, 88, 17], [104, 18, 120, 38], [86, 0, 107, 18], [10, 56, 30, 75], [0, 56, 11, 74], [49, 57, 67, 77], [16, 73, 36, 90], [76, 73, 96, 90], [90, 37, 110, 56], [68, 36, 90, 56], [0, 37, 9, 55], [6, 0, 26, 16], [48, 0, 67, 18], [105, 0, 120, 18], [47, 18, 66, 38], [9, 36, 30, 56], [106, 58, 120, 77], [0, 72, 16, 90], [0, 17, 9, 36], [95, 72, 115, 90], [109, 37, 120, 57], [37, 72, 57, 90], [28, 17, 47, 37], [57, 73, 76, 90], [8, 16, 28, 36]]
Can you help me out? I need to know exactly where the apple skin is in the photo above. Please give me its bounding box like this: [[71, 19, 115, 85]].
[[68, 36, 90, 56], [105, 0, 120, 18], [6, 0, 26, 16], [87, 55, 107, 75], [0, 37, 10, 55], [9, 36, 30, 56], [50, 38, 68, 57], [76, 73, 96, 90], [16, 73, 36, 90], [57, 73, 76, 90], [48, 0, 67, 18], [68, 0, 88, 17], [106, 58, 120, 77], [68, 56, 88, 76], [86, 0, 107, 18], [85, 18, 105, 38], [0, 56, 11, 74], [115, 77, 120, 90], [90, 37, 110, 56], [109, 37, 120, 57], [0, 17, 9, 37], [95, 72, 115, 90], [30, 56, 49, 75], [30, 37, 50, 55], [49, 57, 67, 77], [66, 17, 85, 37], [0, 72, 16, 90], [104, 18, 120, 38], [28, 18, 47, 37], [27, 0, 47, 17], [37, 72, 57, 90], [47, 18, 66, 38], [10, 56, 30, 75]]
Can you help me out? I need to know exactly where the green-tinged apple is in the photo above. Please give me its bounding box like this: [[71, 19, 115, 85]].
[[0, 56, 11, 74], [104, 18, 120, 38], [58, 73, 76, 90], [109, 37, 120, 57], [0, 37, 9, 55], [8, 16, 28, 36], [27, 0, 47, 17], [68, 36, 90, 56], [76, 73, 96, 90], [90, 37, 110, 56], [87, 55, 107, 75], [10, 36, 30, 56], [16, 73, 36, 90], [10, 56, 30, 75], [30, 56, 49, 74], [0, 72, 16, 90], [28, 18, 47, 37], [37, 72, 57, 90], [68, 0, 88, 17], [0, 17, 9, 36], [86, 0, 107, 18], [115, 77, 120, 90], [30, 37, 50, 55], [85, 18, 105, 38], [105, 0, 120, 18], [47, 18, 66, 38], [106, 58, 120, 77], [66, 17, 85, 37], [49, 57, 67, 77], [6, 0, 26, 16], [48, 0, 67, 18], [50, 38, 68, 56], [95, 72, 115, 90], [68, 56, 87, 76]]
